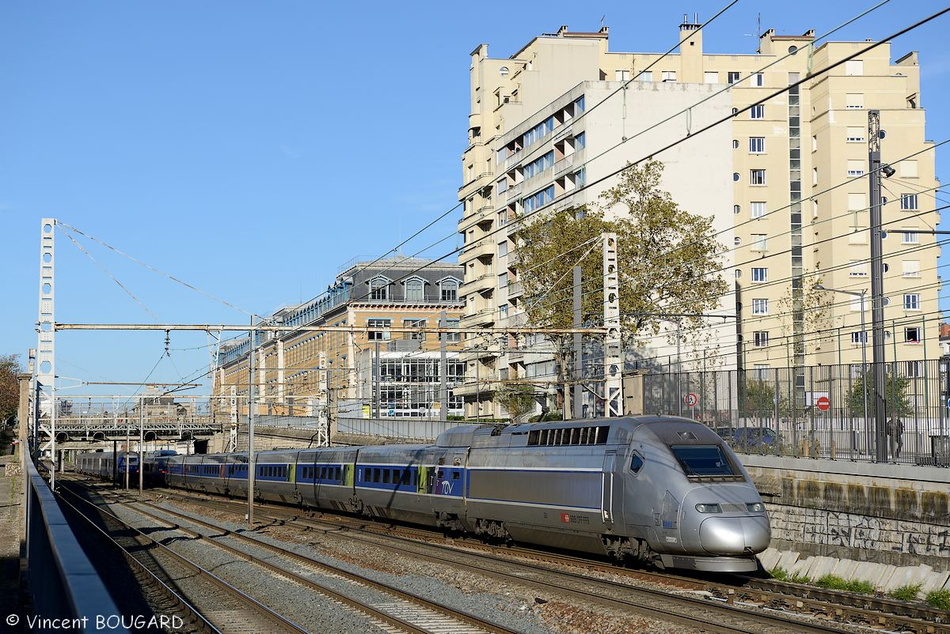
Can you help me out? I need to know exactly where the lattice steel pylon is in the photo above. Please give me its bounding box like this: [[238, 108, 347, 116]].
[[37, 219, 57, 483], [603, 233, 623, 417]]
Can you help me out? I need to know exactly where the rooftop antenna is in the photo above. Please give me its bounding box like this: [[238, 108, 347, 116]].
[[744, 13, 762, 37]]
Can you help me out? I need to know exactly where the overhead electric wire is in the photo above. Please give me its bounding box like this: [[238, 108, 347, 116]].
[[342, 5, 950, 323], [61, 4, 950, 394]]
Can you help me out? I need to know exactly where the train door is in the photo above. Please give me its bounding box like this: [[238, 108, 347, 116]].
[[417, 466, 434, 494], [602, 451, 617, 529]]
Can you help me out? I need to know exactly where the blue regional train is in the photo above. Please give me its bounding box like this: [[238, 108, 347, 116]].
[[81, 416, 772, 572]]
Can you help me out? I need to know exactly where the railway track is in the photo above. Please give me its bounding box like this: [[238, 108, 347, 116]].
[[77, 484, 879, 634], [64, 477, 524, 634], [146, 485, 950, 634], [58, 480, 309, 634]]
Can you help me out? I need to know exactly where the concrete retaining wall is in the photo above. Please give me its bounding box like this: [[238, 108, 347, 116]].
[[742, 455, 950, 572]]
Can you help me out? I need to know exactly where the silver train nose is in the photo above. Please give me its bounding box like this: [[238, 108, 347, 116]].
[[699, 516, 771, 554]]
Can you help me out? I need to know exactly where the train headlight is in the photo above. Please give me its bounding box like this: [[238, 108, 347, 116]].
[[746, 502, 766, 512], [695, 503, 722, 513]]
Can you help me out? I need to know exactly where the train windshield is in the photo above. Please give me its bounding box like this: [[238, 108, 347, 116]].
[[669, 445, 737, 477]]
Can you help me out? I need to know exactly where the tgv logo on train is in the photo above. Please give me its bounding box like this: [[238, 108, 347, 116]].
[[78, 416, 771, 573]]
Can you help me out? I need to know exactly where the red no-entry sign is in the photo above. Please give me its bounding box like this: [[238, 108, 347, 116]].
[[816, 396, 831, 411]]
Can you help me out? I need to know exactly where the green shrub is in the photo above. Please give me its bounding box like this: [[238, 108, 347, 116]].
[[770, 567, 788, 581], [789, 573, 811, 584], [813, 575, 876, 594], [889, 584, 921, 602], [815, 574, 849, 590], [926, 589, 950, 611], [845, 579, 876, 594]]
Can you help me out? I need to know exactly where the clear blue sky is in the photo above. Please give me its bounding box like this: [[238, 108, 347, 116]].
[[2, 1, 949, 397]]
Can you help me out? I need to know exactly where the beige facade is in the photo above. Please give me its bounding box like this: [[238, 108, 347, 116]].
[[212, 258, 465, 426], [457, 21, 940, 418]]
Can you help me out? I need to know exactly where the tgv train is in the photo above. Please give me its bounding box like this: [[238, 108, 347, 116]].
[[153, 416, 770, 573], [75, 451, 140, 481]]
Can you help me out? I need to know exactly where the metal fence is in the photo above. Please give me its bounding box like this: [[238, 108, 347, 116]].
[[641, 359, 950, 466]]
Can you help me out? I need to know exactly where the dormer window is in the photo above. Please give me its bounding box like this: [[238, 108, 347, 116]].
[[440, 278, 460, 301], [404, 277, 425, 302], [368, 276, 390, 301]]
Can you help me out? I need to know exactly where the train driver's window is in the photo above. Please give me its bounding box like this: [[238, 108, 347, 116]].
[[630, 452, 644, 474]]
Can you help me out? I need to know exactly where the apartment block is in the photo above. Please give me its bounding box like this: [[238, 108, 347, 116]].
[[457, 20, 940, 419]]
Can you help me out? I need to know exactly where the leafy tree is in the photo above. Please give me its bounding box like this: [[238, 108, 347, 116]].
[[0, 354, 22, 425], [742, 380, 776, 420], [495, 383, 536, 422], [515, 161, 728, 410], [847, 372, 913, 417]]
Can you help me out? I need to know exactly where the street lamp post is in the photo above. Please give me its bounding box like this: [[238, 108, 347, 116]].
[[816, 285, 869, 454]]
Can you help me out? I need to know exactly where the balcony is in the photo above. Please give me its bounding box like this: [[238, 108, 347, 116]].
[[462, 272, 495, 294], [506, 281, 523, 299], [506, 183, 523, 202], [460, 307, 495, 328], [460, 240, 495, 261], [553, 155, 574, 177]]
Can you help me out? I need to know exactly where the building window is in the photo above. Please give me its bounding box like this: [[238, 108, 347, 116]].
[[369, 277, 390, 301], [750, 169, 766, 185], [846, 126, 864, 142], [751, 234, 767, 251], [733, 204, 741, 214], [849, 260, 868, 277], [727, 71, 741, 83], [440, 279, 459, 301], [902, 230, 919, 244], [752, 73, 764, 86], [753, 364, 770, 379], [845, 93, 864, 109], [752, 299, 768, 315], [906, 361, 923, 378], [750, 201, 766, 218], [901, 161, 919, 178], [753, 331, 769, 347], [847, 160, 865, 177], [845, 60, 864, 76], [750, 104, 765, 119], [367, 318, 392, 341], [902, 260, 920, 278], [704, 71, 718, 83], [900, 194, 918, 210], [905, 327, 921, 343], [661, 70, 677, 82], [851, 331, 868, 344], [638, 71, 653, 82], [749, 137, 765, 153], [441, 318, 461, 342], [903, 294, 921, 310], [404, 278, 424, 302], [403, 319, 426, 340], [751, 267, 767, 282], [615, 69, 631, 81]]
